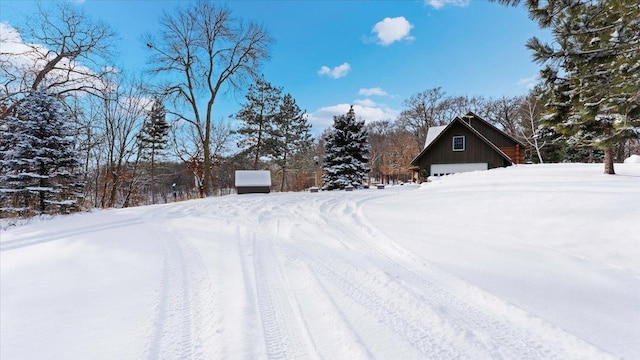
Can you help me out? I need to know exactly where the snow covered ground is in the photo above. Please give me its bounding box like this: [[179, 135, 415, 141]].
[[1, 163, 638, 359]]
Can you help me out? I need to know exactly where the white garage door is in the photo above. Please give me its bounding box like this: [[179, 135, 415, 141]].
[[430, 163, 488, 176]]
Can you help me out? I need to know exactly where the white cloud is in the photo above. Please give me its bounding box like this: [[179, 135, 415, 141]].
[[123, 96, 155, 114], [1, 22, 31, 61], [518, 76, 538, 89], [371, 17, 415, 46], [0, 22, 107, 96], [307, 100, 399, 131], [426, 0, 471, 9], [0, 22, 22, 43], [317, 63, 351, 79], [358, 87, 388, 97], [353, 98, 377, 107]]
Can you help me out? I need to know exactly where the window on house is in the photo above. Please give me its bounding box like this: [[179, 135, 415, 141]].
[[453, 136, 465, 151]]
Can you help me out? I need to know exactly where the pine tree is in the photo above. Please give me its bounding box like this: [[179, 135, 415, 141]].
[[522, 0, 640, 174], [322, 106, 370, 190], [235, 78, 282, 170], [138, 99, 170, 204], [270, 93, 312, 191], [0, 90, 82, 216]]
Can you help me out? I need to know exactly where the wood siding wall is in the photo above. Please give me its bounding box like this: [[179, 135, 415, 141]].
[[463, 117, 517, 148], [414, 122, 511, 173], [236, 186, 271, 194], [500, 144, 525, 164]]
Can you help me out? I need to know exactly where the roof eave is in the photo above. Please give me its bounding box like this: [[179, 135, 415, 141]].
[[463, 111, 527, 148]]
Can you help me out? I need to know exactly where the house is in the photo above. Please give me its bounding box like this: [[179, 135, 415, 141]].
[[235, 170, 271, 194], [411, 112, 525, 180]]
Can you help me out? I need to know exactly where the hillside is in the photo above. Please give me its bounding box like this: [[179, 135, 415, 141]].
[[1, 163, 638, 359]]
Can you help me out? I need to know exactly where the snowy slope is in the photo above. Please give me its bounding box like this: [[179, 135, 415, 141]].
[[1, 163, 638, 359]]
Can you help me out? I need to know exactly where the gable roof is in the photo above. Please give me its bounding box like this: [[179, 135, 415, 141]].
[[461, 111, 526, 148], [411, 116, 513, 166], [424, 125, 446, 148]]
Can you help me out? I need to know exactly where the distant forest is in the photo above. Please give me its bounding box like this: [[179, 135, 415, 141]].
[[1, 1, 638, 217]]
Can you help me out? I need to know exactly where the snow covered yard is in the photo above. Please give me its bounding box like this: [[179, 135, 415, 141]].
[[1, 163, 638, 359]]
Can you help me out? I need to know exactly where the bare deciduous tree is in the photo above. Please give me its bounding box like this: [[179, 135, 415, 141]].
[[366, 120, 394, 183], [484, 96, 524, 137], [172, 117, 235, 196], [145, 1, 272, 197], [397, 87, 448, 148], [518, 91, 546, 163], [397, 88, 490, 149], [91, 78, 149, 208], [0, 2, 114, 115], [383, 128, 419, 184]]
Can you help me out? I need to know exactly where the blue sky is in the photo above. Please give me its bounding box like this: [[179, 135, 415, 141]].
[[1, 0, 548, 133]]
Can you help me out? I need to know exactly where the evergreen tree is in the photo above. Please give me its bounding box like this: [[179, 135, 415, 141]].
[[270, 93, 312, 191], [138, 99, 170, 204], [516, 0, 640, 174], [234, 78, 282, 169], [322, 106, 369, 190], [0, 90, 82, 216]]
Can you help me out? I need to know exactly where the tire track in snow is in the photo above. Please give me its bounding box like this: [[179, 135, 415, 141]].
[[248, 196, 468, 359], [162, 191, 613, 359], [351, 198, 615, 359], [238, 196, 374, 359], [285, 256, 375, 359], [282, 237, 470, 359], [146, 227, 194, 359], [144, 213, 220, 360], [301, 196, 614, 359], [0, 218, 144, 251], [0, 202, 197, 252], [340, 199, 554, 358], [250, 220, 317, 360], [235, 224, 264, 359], [316, 199, 550, 358]]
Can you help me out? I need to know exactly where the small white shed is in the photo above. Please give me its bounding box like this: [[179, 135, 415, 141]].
[[235, 170, 271, 194]]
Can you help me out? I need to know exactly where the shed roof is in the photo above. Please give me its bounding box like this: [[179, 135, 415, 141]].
[[235, 170, 272, 187]]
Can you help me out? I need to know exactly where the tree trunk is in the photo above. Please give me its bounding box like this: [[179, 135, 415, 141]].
[[604, 146, 615, 175], [151, 147, 156, 204], [123, 150, 142, 208], [615, 141, 626, 162], [107, 162, 121, 207], [253, 110, 265, 170], [203, 122, 212, 197], [279, 150, 288, 192], [39, 164, 47, 213]]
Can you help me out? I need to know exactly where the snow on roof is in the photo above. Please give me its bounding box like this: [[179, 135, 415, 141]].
[[424, 125, 446, 148], [234, 170, 272, 187]]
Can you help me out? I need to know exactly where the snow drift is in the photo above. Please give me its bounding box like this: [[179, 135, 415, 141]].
[[1, 163, 638, 359]]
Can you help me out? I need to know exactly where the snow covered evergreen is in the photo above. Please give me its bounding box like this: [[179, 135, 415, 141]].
[[526, 0, 640, 174], [0, 90, 82, 216], [235, 78, 282, 170], [271, 93, 312, 191], [322, 106, 369, 190], [138, 99, 170, 204]]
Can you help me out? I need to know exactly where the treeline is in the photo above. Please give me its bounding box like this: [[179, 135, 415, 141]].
[[368, 86, 639, 184], [0, 1, 277, 217], [1, 0, 638, 218]]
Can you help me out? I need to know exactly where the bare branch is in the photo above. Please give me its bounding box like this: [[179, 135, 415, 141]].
[[145, 1, 272, 196], [0, 2, 115, 116]]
